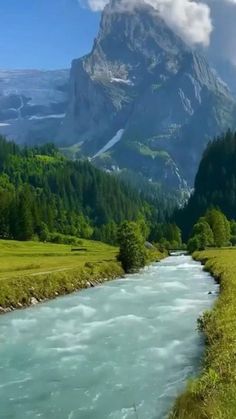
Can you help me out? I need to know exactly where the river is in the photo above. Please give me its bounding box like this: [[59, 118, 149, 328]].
[[0, 255, 218, 419]]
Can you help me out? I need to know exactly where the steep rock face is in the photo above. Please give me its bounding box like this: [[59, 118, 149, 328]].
[[61, 0, 186, 149], [61, 0, 236, 188], [0, 69, 69, 144]]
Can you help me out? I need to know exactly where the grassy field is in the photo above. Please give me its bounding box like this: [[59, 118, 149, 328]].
[[170, 248, 236, 419], [0, 239, 165, 311], [0, 239, 124, 310], [0, 239, 118, 279]]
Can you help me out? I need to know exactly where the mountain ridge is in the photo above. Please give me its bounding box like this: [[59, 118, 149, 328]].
[[0, 0, 235, 192], [59, 0, 236, 189]]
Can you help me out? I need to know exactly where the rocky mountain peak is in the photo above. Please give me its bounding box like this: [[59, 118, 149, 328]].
[[0, 0, 235, 195], [59, 2, 236, 190], [92, 0, 187, 77]]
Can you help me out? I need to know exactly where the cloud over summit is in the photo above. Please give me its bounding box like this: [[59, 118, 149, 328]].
[[83, 0, 236, 65], [85, 0, 213, 46]]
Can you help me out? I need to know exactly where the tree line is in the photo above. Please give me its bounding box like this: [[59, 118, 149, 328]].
[[187, 208, 233, 253], [0, 137, 154, 244]]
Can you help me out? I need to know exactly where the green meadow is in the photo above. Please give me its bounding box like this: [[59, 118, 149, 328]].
[[0, 239, 164, 311], [0, 239, 123, 310], [0, 239, 119, 278]]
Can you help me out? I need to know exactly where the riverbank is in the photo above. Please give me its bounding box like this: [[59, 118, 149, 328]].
[[170, 249, 236, 419], [0, 239, 165, 313]]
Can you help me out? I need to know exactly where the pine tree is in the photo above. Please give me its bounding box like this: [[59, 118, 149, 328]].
[[16, 187, 34, 241]]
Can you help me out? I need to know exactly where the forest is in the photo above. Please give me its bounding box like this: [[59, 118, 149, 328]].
[[2, 131, 236, 251], [0, 137, 148, 243], [0, 136, 179, 246], [176, 130, 236, 241]]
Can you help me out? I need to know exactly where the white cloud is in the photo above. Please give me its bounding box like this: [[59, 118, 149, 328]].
[[85, 0, 213, 47], [146, 0, 212, 46], [86, 0, 108, 11]]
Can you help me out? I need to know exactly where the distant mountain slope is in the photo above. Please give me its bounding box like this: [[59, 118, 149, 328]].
[[0, 69, 69, 144], [60, 0, 236, 189]]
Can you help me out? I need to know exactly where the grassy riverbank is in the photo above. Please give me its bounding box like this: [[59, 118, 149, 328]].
[[170, 248, 236, 419], [0, 239, 165, 312], [0, 239, 123, 311]]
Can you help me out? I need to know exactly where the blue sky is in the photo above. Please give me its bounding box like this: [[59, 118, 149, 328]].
[[0, 0, 100, 69], [1, 0, 236, 70]]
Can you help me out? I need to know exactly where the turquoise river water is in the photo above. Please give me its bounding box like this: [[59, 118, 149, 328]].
[[0, 255, 218, 419]]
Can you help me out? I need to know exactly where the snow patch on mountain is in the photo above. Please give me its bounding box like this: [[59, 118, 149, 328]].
[[93, 129, 124, 158], [29, 114, 66, 121], [111, 77, 134, 86]]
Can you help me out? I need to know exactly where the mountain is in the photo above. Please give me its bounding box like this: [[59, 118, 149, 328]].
[[60, 0, 236, 190], [175, 130, 236, 239], [0, 1, 235, 193], [0, 69, 69, 144]]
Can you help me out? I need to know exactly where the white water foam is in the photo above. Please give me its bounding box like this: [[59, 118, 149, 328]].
[[0, 255, 217, 419]]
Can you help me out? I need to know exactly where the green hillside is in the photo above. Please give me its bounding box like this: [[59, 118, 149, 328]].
[[0, 137, 153, 244]]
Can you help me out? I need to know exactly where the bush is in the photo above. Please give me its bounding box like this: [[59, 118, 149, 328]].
[[187, 235, 201, 253], [48, 232, 81, 245]]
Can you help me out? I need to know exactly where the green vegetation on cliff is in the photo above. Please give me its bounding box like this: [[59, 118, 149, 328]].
[[170, 249, 236, 419]]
